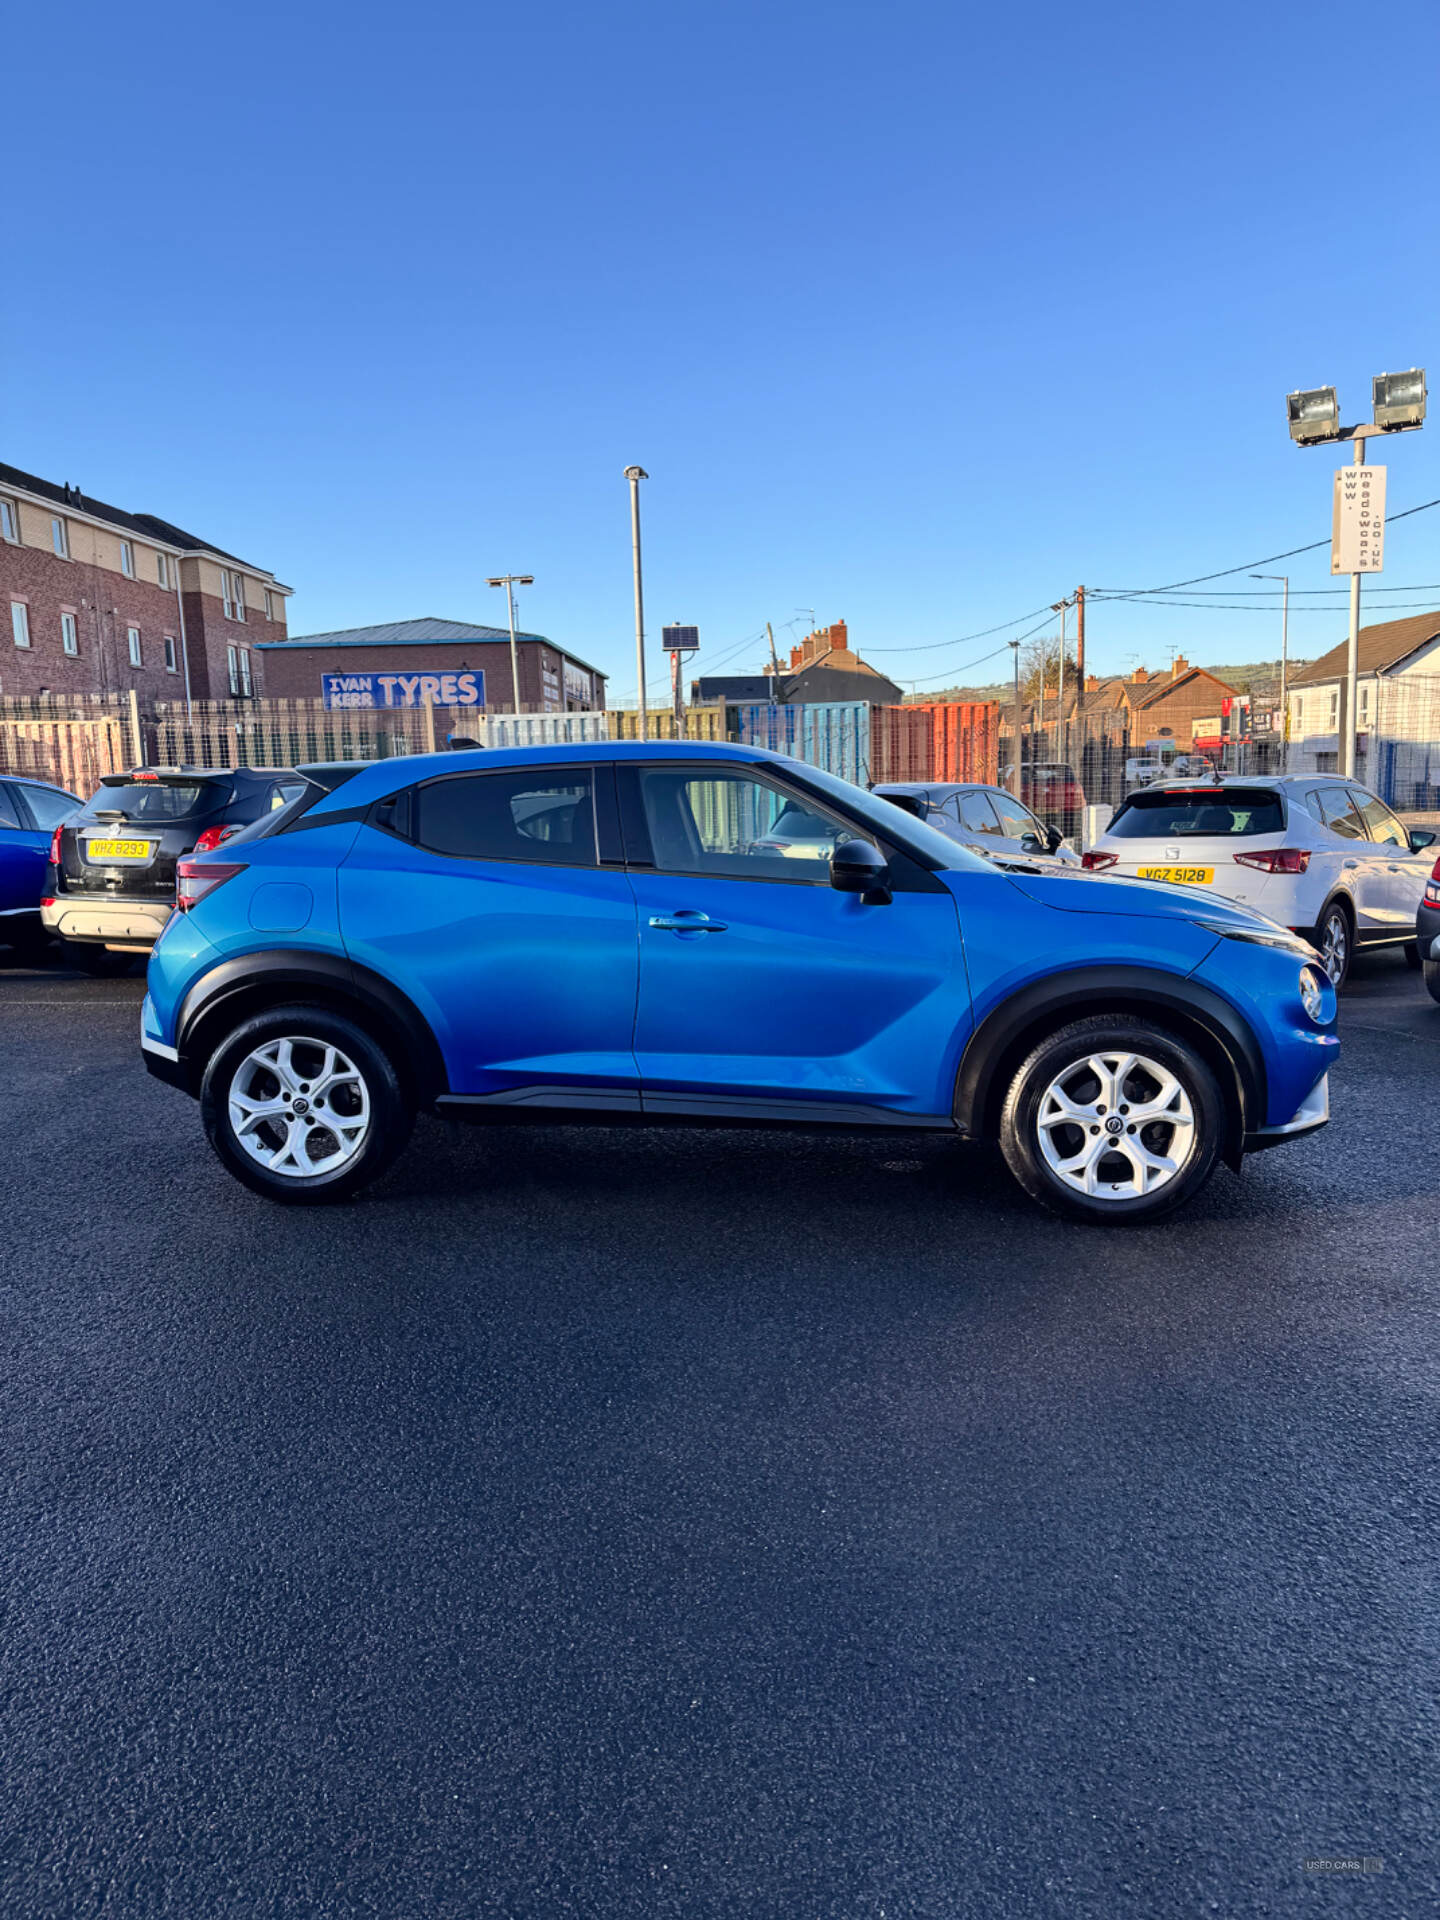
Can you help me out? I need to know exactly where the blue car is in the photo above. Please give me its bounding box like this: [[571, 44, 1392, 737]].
[[140, 742, 1338, 1222], [0, 776, 83, 953]]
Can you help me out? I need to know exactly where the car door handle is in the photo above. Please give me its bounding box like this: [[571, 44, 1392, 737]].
[[649, 911, 728, 933], [1343, 860, 1358, 868]]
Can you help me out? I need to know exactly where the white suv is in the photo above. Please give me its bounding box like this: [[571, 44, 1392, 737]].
[[1083, 774, 1438, 987]]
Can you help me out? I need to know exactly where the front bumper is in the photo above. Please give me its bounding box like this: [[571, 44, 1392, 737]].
[[1244, 1072, 1330, 1154], [43, 893, 172, 947]]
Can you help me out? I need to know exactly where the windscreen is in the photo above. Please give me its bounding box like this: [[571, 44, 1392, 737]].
[[84, 780, 229, 822], [1108, 787, 1285, 839]]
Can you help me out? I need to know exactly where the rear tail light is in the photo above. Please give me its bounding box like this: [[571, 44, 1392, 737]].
[[1082, 850, 1118, 871], [192, 824, 239, 854], [175, 859, 246, 912], [1425, 855, 1440, 907], [1234, 848, 1312, 874], [48, 827, 63, 866]]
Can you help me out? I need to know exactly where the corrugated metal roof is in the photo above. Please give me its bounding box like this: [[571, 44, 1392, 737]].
[[256, 616, 607, 681], [282, 617, 538, 647]]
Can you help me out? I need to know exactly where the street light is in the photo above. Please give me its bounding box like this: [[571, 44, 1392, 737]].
[[624, 467, 649, 741], [1250, 574, 1289, 759], [1373, 368, 1427, 431], [487, 574, 534, 715]]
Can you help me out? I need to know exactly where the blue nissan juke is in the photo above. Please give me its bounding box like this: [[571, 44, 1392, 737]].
[[140, 741, 1338, 1223]]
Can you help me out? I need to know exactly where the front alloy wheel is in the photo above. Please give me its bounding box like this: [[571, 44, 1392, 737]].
[[201, 1004, 414, 1204], [1000, 1016, 1223, 1223]]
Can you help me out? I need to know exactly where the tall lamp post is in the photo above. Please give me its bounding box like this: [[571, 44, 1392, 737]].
[[487, 572, 534, 715], [1284, 369, 1425, 778], [1250, 573, 1289, 763], [624, 466, 649, 741]]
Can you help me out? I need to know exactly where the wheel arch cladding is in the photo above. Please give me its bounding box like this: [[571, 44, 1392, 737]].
[[176, 950, 448, 1105], [955, 967, 1263, 1170]]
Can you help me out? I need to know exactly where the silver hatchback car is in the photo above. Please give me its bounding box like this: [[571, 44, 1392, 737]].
[[871, 782, 1083, 869]]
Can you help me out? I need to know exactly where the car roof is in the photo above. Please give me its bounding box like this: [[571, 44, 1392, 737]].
[[301, 738, 812, 816], [8, 775, 77, 794]]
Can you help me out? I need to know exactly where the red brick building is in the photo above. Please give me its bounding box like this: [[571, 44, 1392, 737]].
[[0, 461, 291, 702], [257, 618, 607, 714]]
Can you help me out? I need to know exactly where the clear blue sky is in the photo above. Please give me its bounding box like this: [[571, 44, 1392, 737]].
[[7, 0, 1439, 697]]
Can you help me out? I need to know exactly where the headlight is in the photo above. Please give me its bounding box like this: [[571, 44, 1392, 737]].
[[1299, 965, 1332, 1025], [1192, 918, 1318, 961]]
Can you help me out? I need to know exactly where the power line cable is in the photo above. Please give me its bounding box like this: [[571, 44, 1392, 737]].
[[1095, 495, 1440, 597]]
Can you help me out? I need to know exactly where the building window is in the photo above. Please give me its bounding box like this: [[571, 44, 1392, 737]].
[[157, 552, 171, 589], [222, 568, 246, 621], [61, 612, 78, 655], [1327, 689, 1339, 729], [128, 626, 143, 667], [163, 634, 178, 673], [227, 644, 239, 694], [1358, 683, 1371, 728], [238, 648, 252, 696], [0, 499, 17, 543], [263, 588, 274, 620], [120, 540, 135, 577], [11, 601, 31, 648], [51, 517, 69, 559]]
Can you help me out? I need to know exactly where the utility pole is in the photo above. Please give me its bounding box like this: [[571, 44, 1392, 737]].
[[1251, 572, 1290, 765], [1010, 639, 1023, 797], [766, 622, 784, 702], [487, 573, 534, 715], [1056, 600, 1068, 770], [1340, 435, 1367, 779], [624, 466, 649, 740]]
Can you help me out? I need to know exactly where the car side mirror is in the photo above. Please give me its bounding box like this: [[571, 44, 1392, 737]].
[[1409, 828, 1436, 852], [830, 839, 891, 903], [1044, 823, 1065, 853], [881, 793, 926, 821]]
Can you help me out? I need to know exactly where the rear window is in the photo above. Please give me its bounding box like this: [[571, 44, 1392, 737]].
[[82, 780, 229, 822], [1108, 787, 1285, 839]]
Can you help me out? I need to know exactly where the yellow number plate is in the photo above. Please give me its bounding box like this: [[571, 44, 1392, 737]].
[[1137, 865, 1214, 885], [86, 838, 153, 860]]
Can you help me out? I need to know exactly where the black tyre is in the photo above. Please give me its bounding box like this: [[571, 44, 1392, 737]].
[[65, 942, 137, 977], [1402, 940, 1421, 970], [1424, 959, 1440, 1006], [1313, 900, 1353, 991], [999, 1016, 1224, 1225], [200, 1004, 415, 1205]]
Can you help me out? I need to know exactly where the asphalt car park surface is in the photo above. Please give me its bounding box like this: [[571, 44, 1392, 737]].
[[1, 945, 1436, 1917]]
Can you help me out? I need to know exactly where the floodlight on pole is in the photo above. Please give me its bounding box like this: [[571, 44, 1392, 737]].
[[1286, 386, 1342, 445], [487, 573, 535, 715], [1373, 368, 1427, 431]]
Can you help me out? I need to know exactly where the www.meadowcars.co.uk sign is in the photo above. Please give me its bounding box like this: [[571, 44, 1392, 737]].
[[321, 669, 486, 710]]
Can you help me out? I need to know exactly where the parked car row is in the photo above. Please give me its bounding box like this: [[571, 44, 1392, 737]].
[[0, 765, 312, 973]]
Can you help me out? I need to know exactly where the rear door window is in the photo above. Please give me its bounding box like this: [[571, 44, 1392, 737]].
[[414, 769, 598, 865], [1107, 788, 1286, 838], [1313, 787, 1366, 841], [0, 784, 22, 831]]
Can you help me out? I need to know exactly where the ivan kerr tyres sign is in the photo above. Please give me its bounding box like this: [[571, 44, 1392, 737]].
[[321, 669, 486, 711]]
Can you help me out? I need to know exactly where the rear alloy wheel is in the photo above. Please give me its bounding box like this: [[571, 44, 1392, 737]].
[[1314, 902, 1352, 991], [999, 1017, 1223, 1224], [200, 1005, 414, 1204], [1424, 959, 1440, 1006]]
